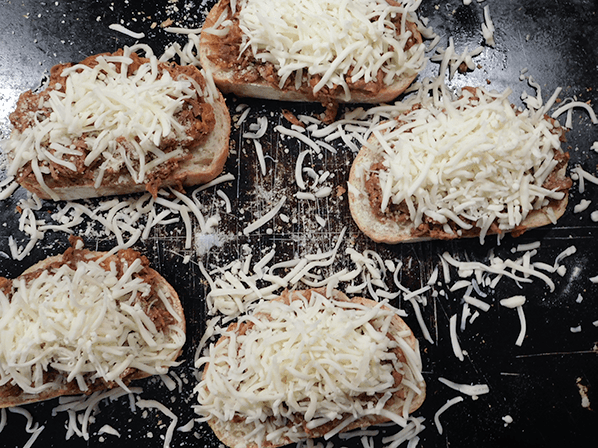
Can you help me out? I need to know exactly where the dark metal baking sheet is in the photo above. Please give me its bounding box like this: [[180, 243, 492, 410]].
[[1, 1, 597, 447]]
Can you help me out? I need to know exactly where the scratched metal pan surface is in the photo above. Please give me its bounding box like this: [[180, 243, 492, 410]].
[[0, 0, 597, 447]]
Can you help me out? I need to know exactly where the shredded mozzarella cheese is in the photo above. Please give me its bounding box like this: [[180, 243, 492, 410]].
[[500, 296, 527, 346], [0, 256, 184, 394], [372, 86, 566, 243], [243, 195, 287, 235], [449, 314, 464, 361], [4, 46, 213, 200], [195, 290, 423, 447], [232, 0, 426, 100], [108, 23, 145, 39], [434, 396, 464, 434], [481, 5, 496, 47], [136, 398, 178, 448], [438, 377, 490, 397], [52, 387, 142, 440]]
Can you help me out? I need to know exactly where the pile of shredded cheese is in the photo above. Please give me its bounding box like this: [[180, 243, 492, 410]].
[[371, 86, 566, 241], [5, 45, 216, 200], [194, 290, 424, 446], [0, 256, 185, 395], [229, 0, 426, 99]]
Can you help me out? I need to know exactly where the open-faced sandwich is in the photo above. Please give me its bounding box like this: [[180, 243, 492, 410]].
[[348, 86, 572, 244], [199, 0, 426, 109], [4, 46, 230, 201], [0, 238, 186, 408], [194, 287, 425, 448]]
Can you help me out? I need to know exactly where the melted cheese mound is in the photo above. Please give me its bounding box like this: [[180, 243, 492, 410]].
[[374, 87, 566, 240], [194, 290, 423, 446], [235, 0, 426, 99], [0, 256, 185, 395], [6, 46, 214, 200]]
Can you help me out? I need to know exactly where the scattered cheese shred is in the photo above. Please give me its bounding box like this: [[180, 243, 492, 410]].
[[481, 5, 496, 47], [434, 396, 464, 435], [243, 195, 287, 235], [449, 314, 464, 361], [52, 387, 142, 440], [438, 377, 490, 397], [98, 424, 120, 437], [500, 296, 527, 346], [573, 200, 591, 213], [430, 37, 483, 79], [108, 23, 146, 39], [136, 399, 178, 448]]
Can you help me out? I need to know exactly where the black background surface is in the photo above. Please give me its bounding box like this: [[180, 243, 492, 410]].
[[1, 1, 598, 447]]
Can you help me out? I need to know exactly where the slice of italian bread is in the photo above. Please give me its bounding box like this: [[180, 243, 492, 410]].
[[199, 0, 426, 106], [0, 238, 186, 408], [348, 86, 572, 244], [4, 47, 230, 201], [195, 287, 426, 448]]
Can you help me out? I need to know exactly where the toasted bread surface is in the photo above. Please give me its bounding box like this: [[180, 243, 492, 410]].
[[0, 243, 185, 408], [198, 288, 425, 448], [6, 49, 230, 201], [199, 0, 424, 105]]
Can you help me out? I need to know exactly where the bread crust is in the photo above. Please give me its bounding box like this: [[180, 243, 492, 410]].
[[0, 245, 185, 408], [7, 51, 231, 201], [199, 0, 424, 105], [348, 108, 572, 244], [201, 287, 426, 448]]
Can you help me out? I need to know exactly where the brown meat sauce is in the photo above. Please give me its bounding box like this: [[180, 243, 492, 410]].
[[9, 50, 215, 197]]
